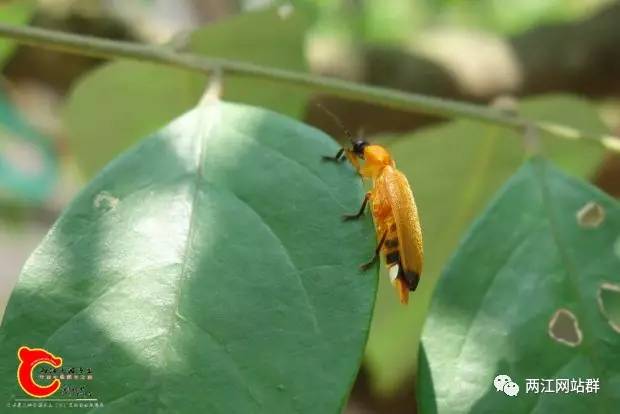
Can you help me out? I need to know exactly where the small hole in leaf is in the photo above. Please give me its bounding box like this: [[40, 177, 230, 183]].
[[577, 202, 605, 228], [548, 309, 582, 347], [94, 191, 119, 212], [597, 283, 620, 334]]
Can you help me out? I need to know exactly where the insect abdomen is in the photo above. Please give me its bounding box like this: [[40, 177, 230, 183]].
[[380, 220, 400, 263], [379, 222, 418, 292]]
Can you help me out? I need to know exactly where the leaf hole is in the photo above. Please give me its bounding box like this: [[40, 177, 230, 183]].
[[548, 308, 582, 347], [597, 283, 620, 334], [94, 191, 119, 212], [576, 202, 605, 228]]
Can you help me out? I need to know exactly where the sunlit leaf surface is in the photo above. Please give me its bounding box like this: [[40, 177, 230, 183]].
[[0, 102, 376, 413]]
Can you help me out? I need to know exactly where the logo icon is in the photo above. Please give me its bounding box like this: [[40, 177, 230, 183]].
[[17, 346, 63, 398], [10, 345, 102, 409], [494, 374, 520, 397]]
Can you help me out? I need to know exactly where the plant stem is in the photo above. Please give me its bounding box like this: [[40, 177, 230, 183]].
[[0, 23, 618, 152]]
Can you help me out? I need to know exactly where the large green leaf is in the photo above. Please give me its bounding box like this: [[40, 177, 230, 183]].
[[64, 62, 205, 179], [0, 102, 376, 413], [418, 158, 620, 413], [0, 0, 35, 68], [64, 7, 311, 177], [365, 95, 607, 393]]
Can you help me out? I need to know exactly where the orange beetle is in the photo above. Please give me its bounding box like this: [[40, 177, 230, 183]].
[[324, 130, 423, 304]]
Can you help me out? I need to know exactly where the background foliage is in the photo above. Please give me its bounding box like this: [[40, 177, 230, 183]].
[[1, 0, 619, 413]]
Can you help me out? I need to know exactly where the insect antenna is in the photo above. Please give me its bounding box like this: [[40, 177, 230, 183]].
[[315, 103, 355, 144]]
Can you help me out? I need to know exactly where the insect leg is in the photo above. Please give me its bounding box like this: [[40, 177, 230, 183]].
[[360, 230, 388, 271], [345, 150, 362, 174], [322, 148, 363, 177], [343, 192, 371, 221], [322, 148, 346, 162]]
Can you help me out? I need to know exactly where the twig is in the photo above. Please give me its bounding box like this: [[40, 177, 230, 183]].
[[0, 23, 617, 151], [199, 68, 222, 105]]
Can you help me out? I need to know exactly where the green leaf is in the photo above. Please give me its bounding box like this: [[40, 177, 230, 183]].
[[0, 0, 35, 68], [187, 6, 311, 116], [364, 94, 607, 393], [0, 90, 57, 205], [0, 102, 376, 413], [418, 158, 620, 413], [64, 62, 205, 179], [64, 7, 311, 177]]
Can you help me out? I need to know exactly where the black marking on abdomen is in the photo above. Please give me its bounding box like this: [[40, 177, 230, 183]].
[[398, 263, 420, 292], [385, 239, 399, 248], [386, 251, 400, 264]]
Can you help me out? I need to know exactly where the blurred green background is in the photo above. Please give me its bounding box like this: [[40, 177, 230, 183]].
[[1, 1, 619, 413]]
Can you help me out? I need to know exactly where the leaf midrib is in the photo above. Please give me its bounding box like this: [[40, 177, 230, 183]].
[[154, 102, 218, 410]]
